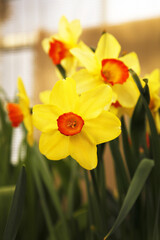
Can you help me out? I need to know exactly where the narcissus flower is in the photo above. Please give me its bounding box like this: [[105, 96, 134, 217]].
[[42, 16, 82, 75], [71, 33, 140, 109], [33, 78, 121, 170], [39, 90, 51, 104], [7, 78, 34, 146], [7, 103, 24, 127], [110, 100, 133, 118]]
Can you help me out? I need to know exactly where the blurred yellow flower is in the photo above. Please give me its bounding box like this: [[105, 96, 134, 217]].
[[18, 77, 34, 146], [6, 78, 33, 146], [110, 100, 133, 119], [71, 33, 140, 109], [7, 103, 24, 127], [39, 90, 51, 104], [33, 78, 121, 170], [143, 69, 160, 133], [42, 16, 82, 75]]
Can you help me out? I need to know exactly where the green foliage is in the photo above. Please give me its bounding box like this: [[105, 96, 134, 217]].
[[1, 68, 160, 239]]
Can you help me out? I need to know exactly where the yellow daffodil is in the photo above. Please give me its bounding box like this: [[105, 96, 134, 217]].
[[17, 77, 34, 146], [71, 33, 140, 109], [39, 90, 51, 104], [110, 100, 133, 118], [7, 78, 34, 146], [33, 77, 121, 170], [42, 16, 82, 75], [143, 69, 160, 133]]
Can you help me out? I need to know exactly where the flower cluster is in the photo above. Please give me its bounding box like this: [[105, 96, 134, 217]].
[[6, 16, 160, 171], [3, 15, 160, 240]]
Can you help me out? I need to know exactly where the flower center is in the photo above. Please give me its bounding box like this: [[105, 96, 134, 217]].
[[57, 112, 84, 136], [49, 39, 69, 65], [7, 103, 24, 127], [101, 59, 129, 85]]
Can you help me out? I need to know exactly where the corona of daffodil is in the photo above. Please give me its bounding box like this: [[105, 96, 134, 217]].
[[71, 33, 140, 109], [42, 16, 82, 75], [7, 77, 33, 146], [33, 77, 121, 170]]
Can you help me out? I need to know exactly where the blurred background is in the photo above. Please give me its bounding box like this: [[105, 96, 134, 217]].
[[0, 0, 160, 186]]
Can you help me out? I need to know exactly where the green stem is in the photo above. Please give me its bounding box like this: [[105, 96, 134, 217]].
[[56, 64, 66, 78], [90, 170, 100, 204], [84, 171, 94, 240], [90, 170, 107, 238]]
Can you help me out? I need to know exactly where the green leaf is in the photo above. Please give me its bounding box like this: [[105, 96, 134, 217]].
[[152, 192, 160, 240], [30, 144, 70, 240], [121, 116, 134, 178], [3, 166, 26, 240], [30, 155, 57, 240], [104, 158, 154, 239], [130, 95, 147, 162], [109, 138, 129, 201], [129, 69, 160, 185], [0, 186, 15, 196], [67, 159, 78, 219], [55, 208, 88, 238]]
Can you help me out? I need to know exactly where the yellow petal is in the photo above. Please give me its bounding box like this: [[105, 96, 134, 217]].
[[41, 37, 52, 53], [79, 84, 113, 119], [58, 16, 81, 46], [39, 90, 51, 104], [70, 42, 100, 74], [154, 111, 160, 134], [39, 131, 69, 160], [27, 131, 34, 146], [17, 77, 30, 107], [119, 52, 140, 75], [72, 69, 102, 94], [33, 104, 60, 132], [69, 132, 97, 170], [95, 33, 121, 62], [147, 69, 160, 94], [83, 110, 121, 144], [112, 77, 139, 108], [68, 19, 82, 45], [50, 78, 78, 112], [61, 56, 79, 76], [23, 114, 33, 132]]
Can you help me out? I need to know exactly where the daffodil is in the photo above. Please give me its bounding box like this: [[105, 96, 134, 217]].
[[7, 103, 24, 127], [7, 77, 34, 146], [42, 16, 82, 75], [33, 77, 121, 170], [143, 69, 160, 133], [71, 33, 140, 109], [110, 100, 133, 118], [39, 90, 51, 104]]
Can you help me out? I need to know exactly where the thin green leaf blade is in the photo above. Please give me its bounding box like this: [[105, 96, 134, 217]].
[[130, 95, 147, 161], [31, 144, 70, 240], [3, 166, 26, 240], [104, 158, 154, 239], [30, 156, 57, 240], [121, 116, 134, 178], [129, 69, 160, 181], [67, 159, 78, 219], [109, 138, 129, 201]]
